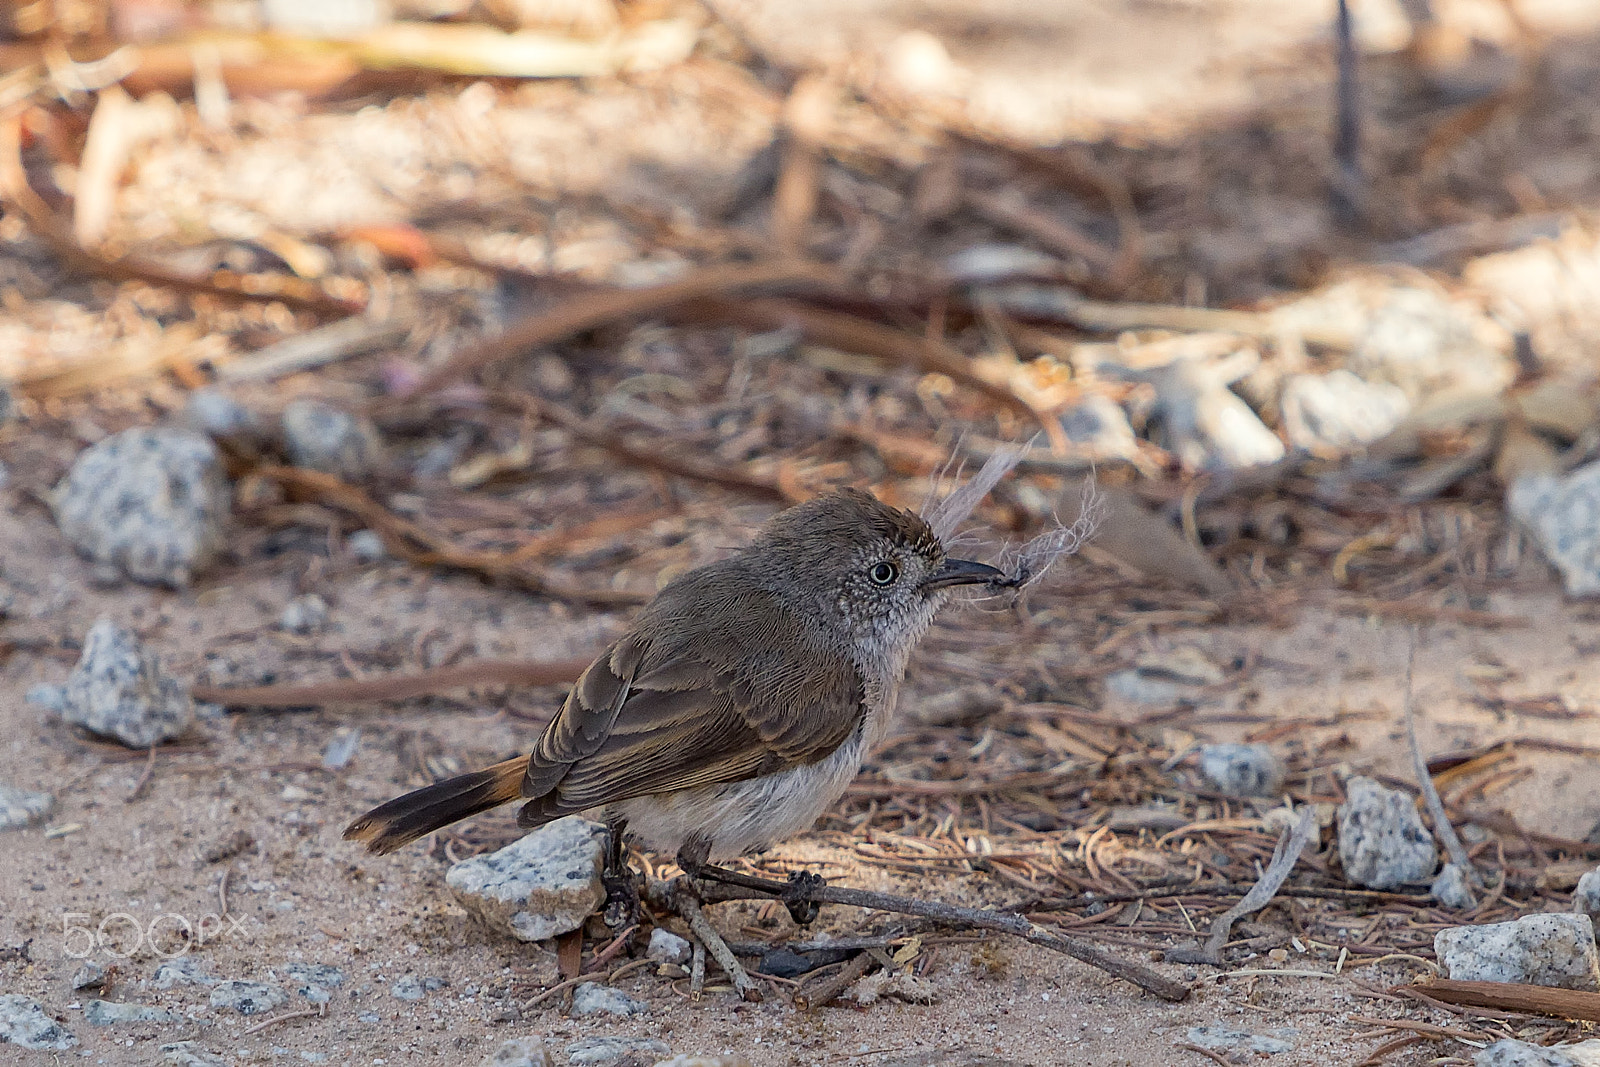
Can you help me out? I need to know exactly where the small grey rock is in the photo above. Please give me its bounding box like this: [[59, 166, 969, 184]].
[[565, 1037, 673, 1066], [84, 999, 183, 1025], [71, 961, 108, 990], [1059, 394, 1138, 459], [51, 427, 230, 588], [25, 683, 66, 712], [60, 619, 195, 748], [1435, 913, 1600, 990], [346, 529, 387, 562], [484, 1036, 554, 1067], [391, 975, 425, 1001], [1198, 744, 1283, 797], [0, 993, 76, 1050], [1474, 1038, 1584, 1066], [1574, 868, 1600, 925], [279, 594, 329, 634], [0, 782, 55, 829], [209, 980, 289, 1015], [281, 400, 383, 480], [1337, 776, 1437, 889], [569, 982, 645, 1018], [651, 1058, 754, 1067], [154, 958, 217, 988], [1280, 370, 1409, 453], [321, 727, 360, 770], [183, 388, 264, 445], [1432, 863, 1478, 909], [1106, 647, 1224, 706], [161, 1041, 229, 1067], [1184, 1024, 1295, 1055], [647, 928, 691, 965], [282, 962, 344, 1004], [1510, 464, 1600, 597], [446, 816, 606, 941]]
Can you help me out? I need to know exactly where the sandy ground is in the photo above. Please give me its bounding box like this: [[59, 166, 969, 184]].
[[2, 476, 1599, 1066]]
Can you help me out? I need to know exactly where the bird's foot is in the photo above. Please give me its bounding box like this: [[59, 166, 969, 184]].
[[601, 871, 640, 930], [781, 869, 825, 926]]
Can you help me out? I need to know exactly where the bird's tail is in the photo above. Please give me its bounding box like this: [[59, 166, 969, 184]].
[[344, 755, 529, 855]]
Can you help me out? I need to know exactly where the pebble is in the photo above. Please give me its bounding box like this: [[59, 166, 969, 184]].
[[279, 594, 329, 634], [565, 1037, 673, 1065], [0, 782, 55, 829], [651, 1058, 753, 1067], [51, 427, 230, 588], [1574, 869, 1600, 925], [483, 1036, 553, 1067], [1337, 776, 1437, 889], [446, 816, 607, 941], [1198, 744, 1283, 797], [183, 388, 265, 446], [1280, 370, 1410, 452], [84, 999, 183, 1025], [347, 529, 387, 562], [1436, 914, 1600, 990], [1184, 1024, 1295, 1055], [281, 962, 344, 1004], [161, 1041, 229, 1067], [1106, 647, 1224, 706], [0, 993, 76, 1050], [648, 928, 692, 966], [1475, 1038, 1600, 1066], [24, 683, 65, 713], [1059, 394, 1139, 459], [209, 980, 290, 1015], [281, 400, 384, 480], [321, 728, 361, 771], [71, 961, 108, 990], [59, 619, 195, 748], [1509, 463, 1600, 597], [155, 958, 218, 988], [569, 982, 646, 1018], [390, 975, 445, 1001], [1432, 863, 1478, 909]]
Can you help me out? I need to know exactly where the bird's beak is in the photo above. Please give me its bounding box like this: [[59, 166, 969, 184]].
[[923, 557, 1006, 590]]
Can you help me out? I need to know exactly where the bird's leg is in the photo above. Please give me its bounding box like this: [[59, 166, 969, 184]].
[[601, 816, 639, 930], [673, 835, 713, 892]]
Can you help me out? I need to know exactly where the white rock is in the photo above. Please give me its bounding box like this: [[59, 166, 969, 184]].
[[161, 1041, 229, 1067], [347, 529, 387, 562], [51, 427, 230, 588], [281, 400, 384, 480], [84, 999, 182, 1025], [1435, 914, 1600, 990], [569, 982, 645, 1017], [1060, 394, 1139, 460], [446, 816, 606, 941], [1338, 776, 1437, 889], [1280, 370, 1410, 452], [0, 994, 76, 1050], [280, 594, 329, 634], [566, 1037, 672, 1065], [1510, 464, 1600, 597], [1475, 1038, 1599, 1066], [0, 782, 55, 829], [648, 928, 691, 965], [154, 958, 217, 988], [483, 1036, 553, 1067], [1432, 863, 1477, 909], [1184, 1024, 1294, 1055], [209, 980, 289, 1015], [1198, 744, 1283, 797], [1574, 869, 1600, 925], [61, 619, 195, 748], [652, 1057, 753, 1067]]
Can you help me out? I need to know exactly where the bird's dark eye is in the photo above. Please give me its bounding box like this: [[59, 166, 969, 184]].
[[868, 561, 898, 586]]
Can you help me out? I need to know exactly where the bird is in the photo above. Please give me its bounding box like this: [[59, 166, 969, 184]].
[[344, 486, 1005, 886]]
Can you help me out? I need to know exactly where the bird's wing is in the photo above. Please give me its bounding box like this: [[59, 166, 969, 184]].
[[519, 585, 865, 822]]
